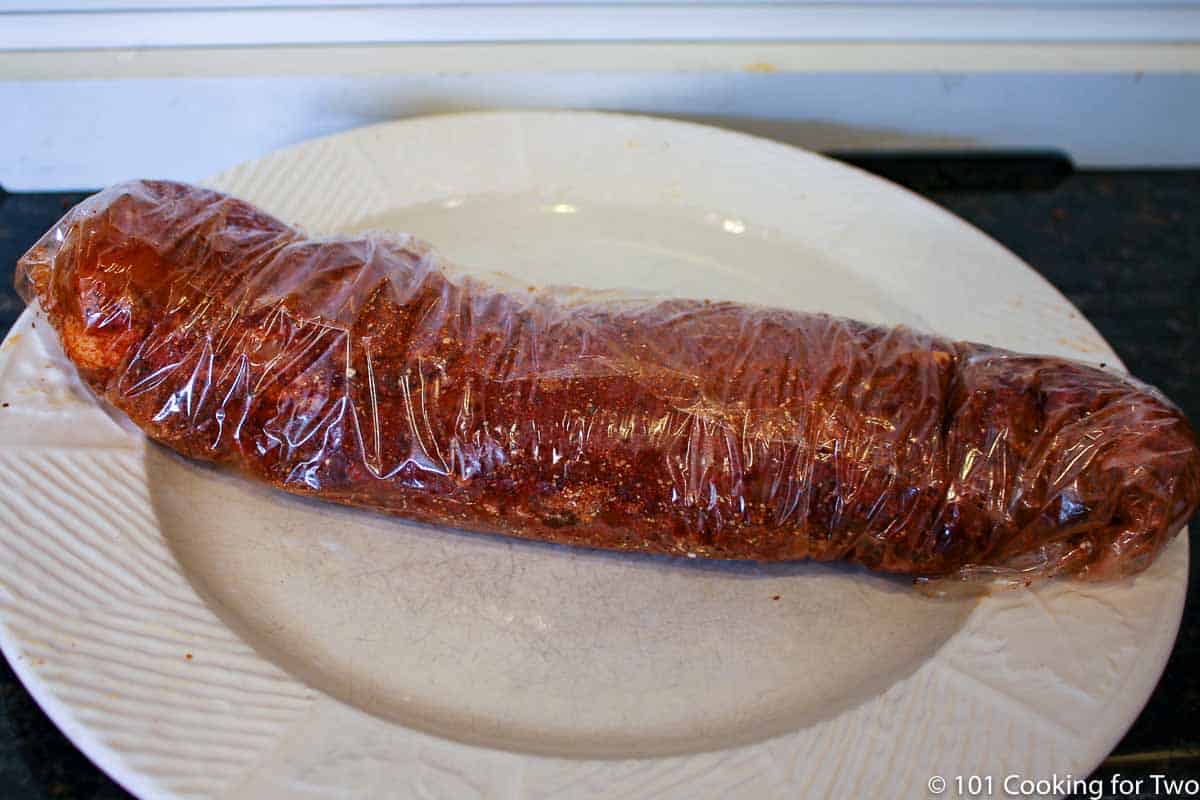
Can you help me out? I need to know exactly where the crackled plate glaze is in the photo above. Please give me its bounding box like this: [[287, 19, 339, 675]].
[[0, 111, 1186, 799]]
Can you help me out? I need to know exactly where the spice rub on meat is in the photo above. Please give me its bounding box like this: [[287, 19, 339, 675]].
[[18, 180, 1200, 581]]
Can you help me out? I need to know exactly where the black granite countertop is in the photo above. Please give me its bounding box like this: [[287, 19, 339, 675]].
[[0, 163, 1197, 799]]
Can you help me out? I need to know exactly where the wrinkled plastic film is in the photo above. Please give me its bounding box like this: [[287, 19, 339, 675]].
[[17, 180, 1200, 581]]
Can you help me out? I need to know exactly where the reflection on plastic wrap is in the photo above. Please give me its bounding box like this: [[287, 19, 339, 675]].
[[16, 180, 1200, 582]]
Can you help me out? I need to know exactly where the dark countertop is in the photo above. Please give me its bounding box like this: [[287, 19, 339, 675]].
[[0, 164, 1197, 799]]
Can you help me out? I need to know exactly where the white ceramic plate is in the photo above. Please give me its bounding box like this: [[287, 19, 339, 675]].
[[0, 111, 1186, 800]]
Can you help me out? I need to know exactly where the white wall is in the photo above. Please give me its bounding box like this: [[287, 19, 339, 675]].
[[3, 2, 1198, 186], [3, 72, 1199, 190]]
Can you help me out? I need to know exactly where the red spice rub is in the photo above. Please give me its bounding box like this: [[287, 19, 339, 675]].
[[17, 180, 1200, 580]]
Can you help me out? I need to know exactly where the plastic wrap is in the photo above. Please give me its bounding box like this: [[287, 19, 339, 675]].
[[16, 180, 1200, 581]]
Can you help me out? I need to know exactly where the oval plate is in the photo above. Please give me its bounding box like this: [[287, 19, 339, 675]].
[[0, 111, 1186, 799]]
